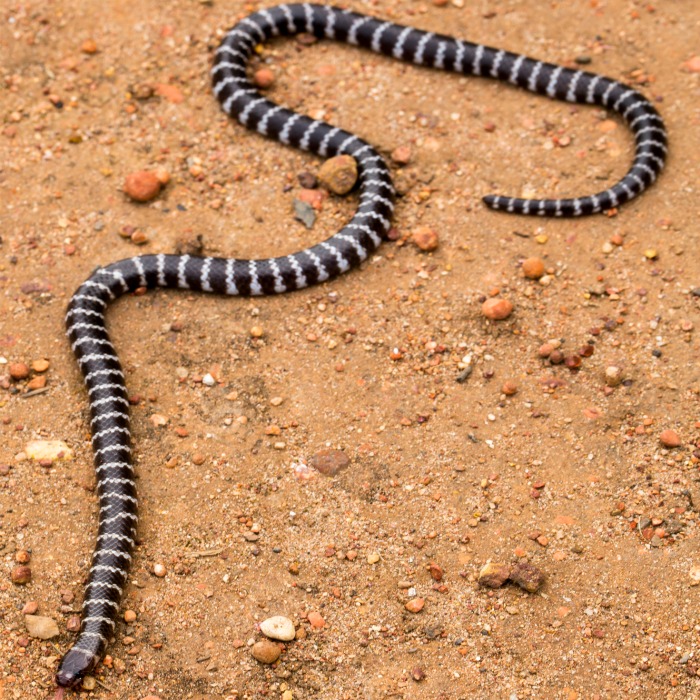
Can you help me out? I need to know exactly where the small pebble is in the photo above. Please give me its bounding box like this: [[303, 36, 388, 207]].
[[11, 566, 32, 585], [509, 562, 545, 593], [307, 611, 325, 629], [251, 640, 281, 664], [153, 563, 167, 577], [604, 366, 624, 387], [9, 362, 29, 380], [501, 381, 518, 396], [367, 552, 380, 564], [521, 257, 545, 279], [297, 171, 317, 189], [22, 601, 38, 615], [405, 598, 425, 613], [250, 326, 264, 338], [25, 440, 74, 461], [478, 561, 511, 588], [318, 155, 357, 195], [391, 145, 412, 164], [31, 359, 50, 373], [260, 615, 295, 641], [124, 170, 165, 202], [253, 68, 275, 88], [24, 614, 59, 639], [481, 298, 513, 320], [411, 227, 439, 252], [660, 429, 681, 448], [309, 449, 349, 476], [124, 610, 137, 623], [15, 550, 30, 564], [80, 39, 98, 54], [411, 666, 426, 681]]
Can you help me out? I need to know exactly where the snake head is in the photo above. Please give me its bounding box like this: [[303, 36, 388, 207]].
[[55, 648, 96, 688]]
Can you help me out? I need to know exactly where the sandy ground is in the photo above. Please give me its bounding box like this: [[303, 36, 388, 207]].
[[1, 1, 700, 699]]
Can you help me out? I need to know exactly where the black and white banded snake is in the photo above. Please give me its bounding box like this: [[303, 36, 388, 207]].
[[54, 3, 667, 694]]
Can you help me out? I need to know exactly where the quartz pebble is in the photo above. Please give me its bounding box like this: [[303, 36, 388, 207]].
[[318, 155, 357, 195], [411, 227, 439, 252], [252, 640, 281, 664], [25, 440, 74, 462], [660, 429, 681, 448], [481, 298, 513, 320], [124, 170, 166, 202], [153, 563, 167, 577], [25, 614, 59, 639], [260, 615, 295, 641]]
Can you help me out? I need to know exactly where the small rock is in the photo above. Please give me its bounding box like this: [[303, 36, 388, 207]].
[[405, 598, 425, 613], [690, 567, 700, 586], [521, 257, 545, 279], [318, 155, 357, 195], [481, 298, 513, 320], [309, 449, 349, 476], [153, 563, 167, 577], [9, 362, 29, 380], [411, 227, 439, 252], [660, 429, 681, 448], [251, 640, 281, 664], [307, 611, 325, 629], [15, 550, 30, 564], [298, 171, 317, 188], [26, 375, 47, 391], [25, 440, 74, 462], [11, 566, 32, 585], [509, 562, 545, 593], [124, 171, 164, 202], [66, 615, 81, 632], [604, 366, 624, 387], [250, 326, 264, 338], [80, 39, 98, 54], [260, 615, 295, 641], [684, 56, 700, 73], [22, 601, 38, 615], [293, 198, 316, 228], [391, 145, 412, 165], [25, 615, 59, 640], [411, 666, 426, 681], [253, 68, 275, 89], [427, 561, 444, 581], [501, 380, 518, 396], [124, 610, 137, 623], [367, 552, 380, 564], [478, 561, 511, 588]]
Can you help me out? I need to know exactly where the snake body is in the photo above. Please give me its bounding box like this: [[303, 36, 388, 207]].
[[56, 3, 666, 690]]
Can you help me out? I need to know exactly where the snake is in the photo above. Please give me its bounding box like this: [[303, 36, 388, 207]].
[[53, 2, 667, 694]]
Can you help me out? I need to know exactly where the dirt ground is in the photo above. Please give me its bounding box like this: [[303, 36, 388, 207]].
[[1, 0, 700, 698]]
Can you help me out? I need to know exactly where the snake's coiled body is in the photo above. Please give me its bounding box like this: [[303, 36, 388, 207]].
[[56, 3, 666, 689]]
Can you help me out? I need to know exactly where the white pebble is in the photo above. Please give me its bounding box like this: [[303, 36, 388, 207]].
[[260, 615, 296, 641]]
